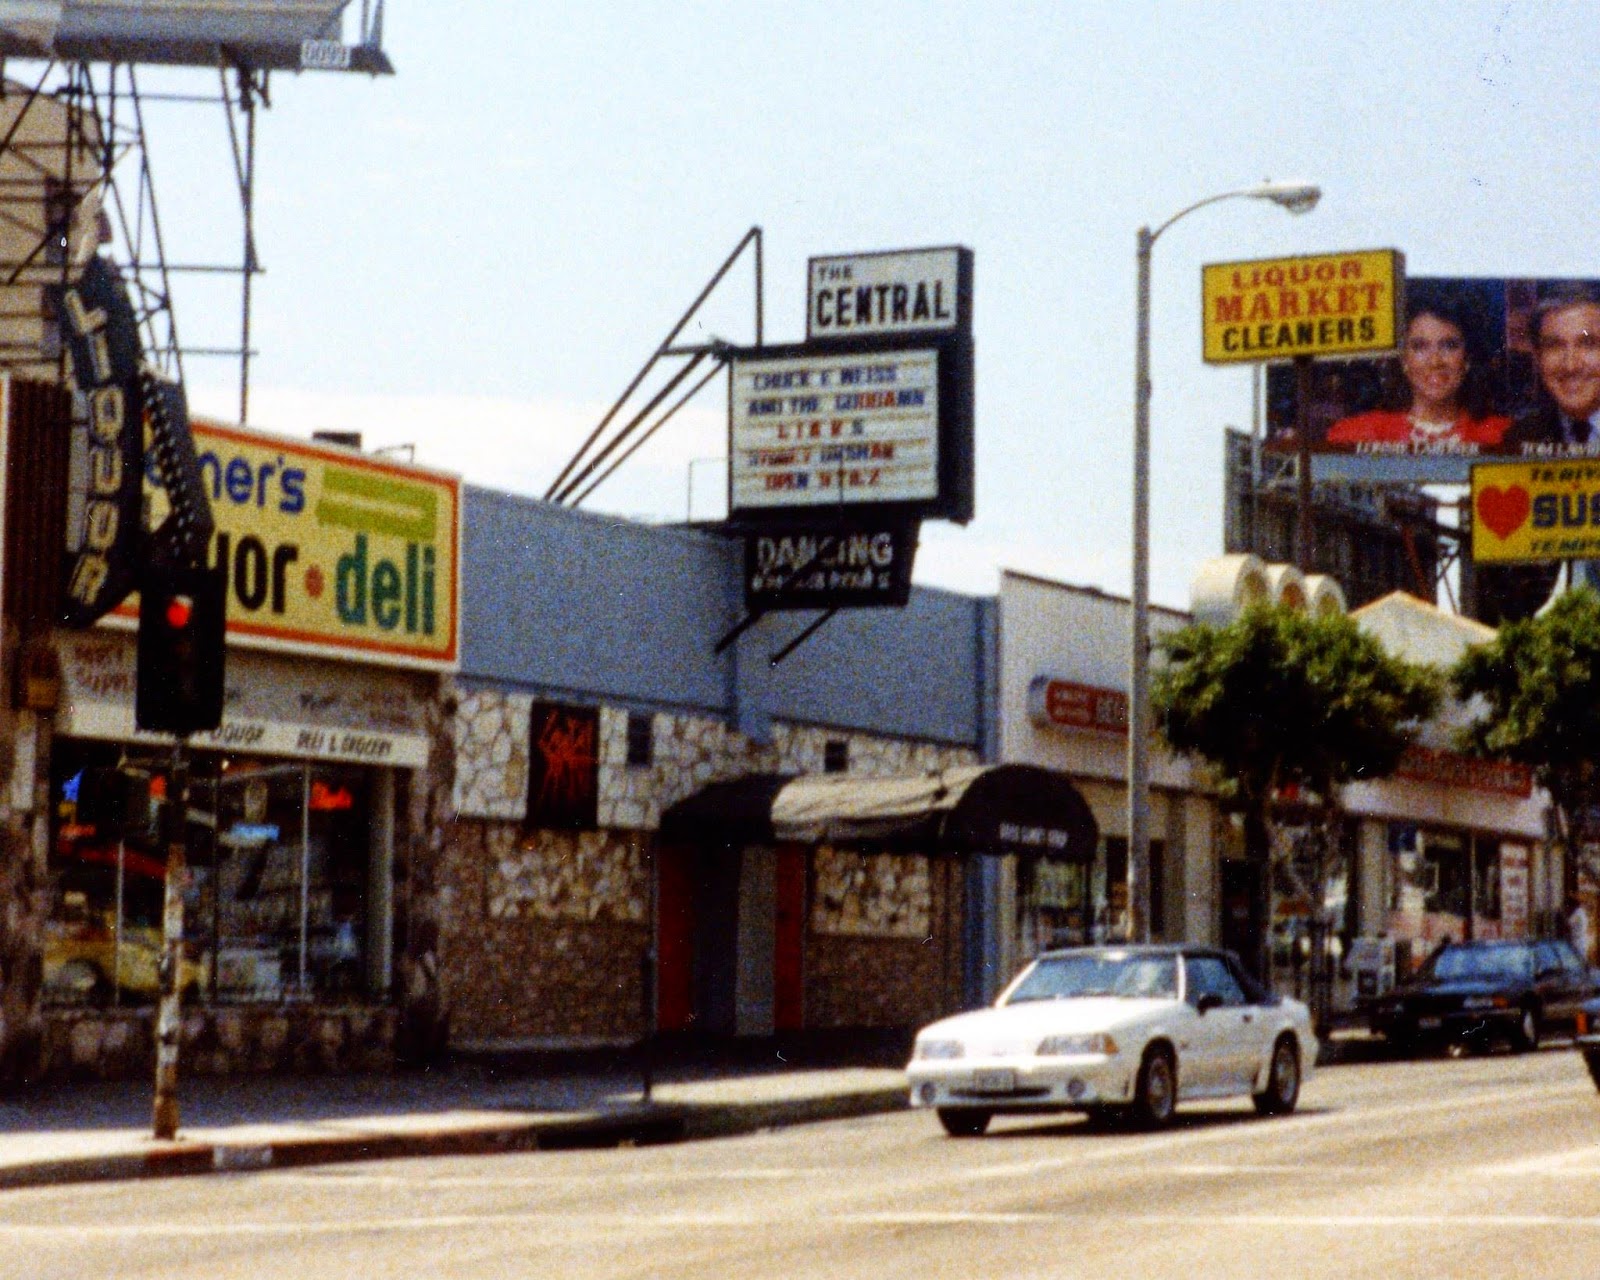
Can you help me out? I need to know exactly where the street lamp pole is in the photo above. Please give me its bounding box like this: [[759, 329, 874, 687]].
[[1127, 181, 1321, 945]]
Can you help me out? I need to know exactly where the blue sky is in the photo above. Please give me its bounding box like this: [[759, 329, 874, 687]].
[[114, 1, 1600, 609]]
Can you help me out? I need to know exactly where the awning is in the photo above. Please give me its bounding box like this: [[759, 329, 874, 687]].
[[661, 764, 1098, 859]]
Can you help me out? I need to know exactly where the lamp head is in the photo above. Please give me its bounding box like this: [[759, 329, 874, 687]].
[[1253, 181, 1322, 215]]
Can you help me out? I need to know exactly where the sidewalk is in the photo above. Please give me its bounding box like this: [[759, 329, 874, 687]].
[[0, 1059, 910, 1191]]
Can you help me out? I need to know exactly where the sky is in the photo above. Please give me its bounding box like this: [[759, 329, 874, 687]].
[[89, 1, 1600, 612]]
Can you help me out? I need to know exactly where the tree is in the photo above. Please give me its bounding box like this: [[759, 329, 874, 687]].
[[1153, 606, 1440, 1003], [1451, 587, 1600, 901]]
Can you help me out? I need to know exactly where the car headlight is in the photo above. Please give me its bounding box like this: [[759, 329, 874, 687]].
[[1036, 1032, 1118, 1057], [916, 1038, 964, 1060]]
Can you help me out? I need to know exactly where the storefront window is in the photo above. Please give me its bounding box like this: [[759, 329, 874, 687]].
[[44, 741, 379, 1007], [1019, 857, 1090, 955]]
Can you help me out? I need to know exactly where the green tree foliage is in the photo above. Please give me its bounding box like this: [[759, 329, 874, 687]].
[[1451, 587, 1600, 888], [1154, 606, 1441, 862]]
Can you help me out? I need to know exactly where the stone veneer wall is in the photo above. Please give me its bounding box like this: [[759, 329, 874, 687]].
[[441, 819, 649, 1045], [0, 702, 45, 1087], [805, 854, 965, 1030], [445, 692, 980, 1046], [39, 1005, 396, 1081]]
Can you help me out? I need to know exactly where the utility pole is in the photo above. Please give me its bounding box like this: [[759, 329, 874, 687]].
[[151, 740, 189, 1140]]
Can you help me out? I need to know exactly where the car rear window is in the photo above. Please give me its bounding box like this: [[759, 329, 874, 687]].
[[1430, 946, 1532, 982]]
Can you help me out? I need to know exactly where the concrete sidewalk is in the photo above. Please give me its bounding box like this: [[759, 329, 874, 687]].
[[0, 1060, 910, 1191]]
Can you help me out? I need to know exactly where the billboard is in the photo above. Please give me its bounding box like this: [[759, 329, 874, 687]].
[[1470, 458, 1600, 563], [121, 420, 461, 670], [1203, 249, 1403, 365], [1268, 276, 1600, 484]]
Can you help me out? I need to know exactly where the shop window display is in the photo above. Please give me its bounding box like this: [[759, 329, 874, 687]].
[[44, 741, 375, 1006]]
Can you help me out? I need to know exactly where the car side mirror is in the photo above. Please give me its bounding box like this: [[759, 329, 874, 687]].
[[1196, 992, 1223, 1015]]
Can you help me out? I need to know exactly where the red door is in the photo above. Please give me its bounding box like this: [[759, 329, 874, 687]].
[[656, 843, 695, 1031], [773, 844, 806, 1030]]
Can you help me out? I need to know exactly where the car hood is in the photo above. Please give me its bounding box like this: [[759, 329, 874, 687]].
[[916, 997, 1176, 1044]]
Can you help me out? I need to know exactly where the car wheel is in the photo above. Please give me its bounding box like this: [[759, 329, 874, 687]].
[[1583, 1048, 1600, 1092], [1130, 1046, 1177, 1129], [1252, 1035, 1301, 1116], [1511, 1006, 1541, 1054], [936, 1108, 991, 1138]]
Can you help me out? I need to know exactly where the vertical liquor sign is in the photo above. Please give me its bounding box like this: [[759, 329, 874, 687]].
[[50, 256, 146, 628]]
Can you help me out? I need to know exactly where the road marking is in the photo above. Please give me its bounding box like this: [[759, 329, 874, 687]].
[[5, 1208, 1600, 1239], [267, 1167, 826, 1188]]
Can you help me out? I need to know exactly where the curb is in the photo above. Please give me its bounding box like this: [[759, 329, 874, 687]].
[[0, 1087, 908, 1192]]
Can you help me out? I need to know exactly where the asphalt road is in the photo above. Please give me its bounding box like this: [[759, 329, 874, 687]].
[[4, 1049, 1600, 1280]]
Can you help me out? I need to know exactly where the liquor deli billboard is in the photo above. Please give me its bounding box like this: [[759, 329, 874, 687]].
[[118, 420, 461, 670], [1268, 276, 1600, 484], [1202, 249, 1403, 365]]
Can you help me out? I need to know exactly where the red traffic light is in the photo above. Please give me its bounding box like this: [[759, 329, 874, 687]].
[[164, 595, 193, 629]]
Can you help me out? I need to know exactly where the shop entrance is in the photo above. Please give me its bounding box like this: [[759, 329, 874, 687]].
[[654, 841, 806, 1037]]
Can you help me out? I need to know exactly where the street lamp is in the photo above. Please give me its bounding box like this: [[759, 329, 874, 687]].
[[1127, 181, 1321, 945]]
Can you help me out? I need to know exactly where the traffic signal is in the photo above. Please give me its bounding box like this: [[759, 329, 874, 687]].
[[135, 562, 226, 735]]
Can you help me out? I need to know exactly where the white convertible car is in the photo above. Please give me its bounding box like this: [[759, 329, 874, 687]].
[[907, 945, 1316, 1135]]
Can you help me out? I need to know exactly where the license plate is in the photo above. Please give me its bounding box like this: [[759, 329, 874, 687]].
[[972, 1069, 1016, 1093], [1419, 1016, 1442, 1030]]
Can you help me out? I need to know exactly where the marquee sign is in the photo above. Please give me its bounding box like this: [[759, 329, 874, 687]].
[[730, 346, 941, 513]]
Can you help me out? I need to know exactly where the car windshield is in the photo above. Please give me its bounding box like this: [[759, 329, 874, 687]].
[[1428, 946, 1532, 982], [1004, 952, 1179, 1003]]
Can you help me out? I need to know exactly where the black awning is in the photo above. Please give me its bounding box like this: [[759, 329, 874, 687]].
[[662, 764, 1098, 860], [937, 763, 1099, 859], [658, 773, 795, 846]]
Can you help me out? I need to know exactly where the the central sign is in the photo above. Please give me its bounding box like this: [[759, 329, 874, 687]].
[[729, 346, 941, 513], [806, 247, 969, 340]]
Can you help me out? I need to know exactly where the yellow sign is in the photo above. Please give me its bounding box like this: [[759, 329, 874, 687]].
[[1202, 249, 1403, 364], [125, 420, 461, 669], [1471, 458, 1600, 563]]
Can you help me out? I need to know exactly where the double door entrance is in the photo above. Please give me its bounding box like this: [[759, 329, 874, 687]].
[[656, 843, 806, 1036]]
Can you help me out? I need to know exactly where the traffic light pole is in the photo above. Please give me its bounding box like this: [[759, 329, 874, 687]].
[[152, 738, 189, 1141]]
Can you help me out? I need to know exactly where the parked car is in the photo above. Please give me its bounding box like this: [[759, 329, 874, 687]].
[[1365, 938, 1595, 1054], [1573, 986, 1600, 1091], [905, 945, 1316, 1136]]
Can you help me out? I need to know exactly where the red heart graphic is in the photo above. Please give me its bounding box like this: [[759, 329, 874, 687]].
[[1477, 484, 1531, 540]]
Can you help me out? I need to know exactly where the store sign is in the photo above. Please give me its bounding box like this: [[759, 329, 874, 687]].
[[51, 256, 146, 629], [1027, 677, 1129, 736], [1500, 844, 1530, 937], [743, 519, 917, 611], [730, 348, 940, 513], [53, 631, 431, 766], [1394, 745, 1533, 798], [128, 420, 461, 668], [527, 701, 599, 831], [806, 247, 969, 340], [1202, 249, 1403, 364], [1470, 458, 1600, 563]]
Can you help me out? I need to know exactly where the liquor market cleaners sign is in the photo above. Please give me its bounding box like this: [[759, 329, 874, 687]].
[[1202, 249, 1403, 364]]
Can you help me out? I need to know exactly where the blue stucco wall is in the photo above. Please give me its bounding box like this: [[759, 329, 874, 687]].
[[460, 486, 995, 754]]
